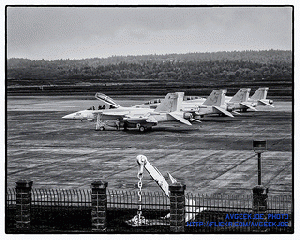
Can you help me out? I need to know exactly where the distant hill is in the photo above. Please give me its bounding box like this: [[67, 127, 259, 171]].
[[6, 50, 292, 96]]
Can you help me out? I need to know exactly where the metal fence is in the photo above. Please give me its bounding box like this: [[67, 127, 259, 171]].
[[185, 193, 252, 233], [31, 188, 91, 207], [31, 189, 92, 231], [266, 195, 293, 233], [184, 193, 293, 233], [267, 195, 293, 214], [107, 190, 170, 232], [6, 188, 16, 211], [6, 188, 293, 233]]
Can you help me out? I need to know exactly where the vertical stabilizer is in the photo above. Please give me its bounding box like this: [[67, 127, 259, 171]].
[[203, 89, 227, 106], [155, 92, 184, 113], [229, 88, 251, 103], [250, 88, 269, 100]]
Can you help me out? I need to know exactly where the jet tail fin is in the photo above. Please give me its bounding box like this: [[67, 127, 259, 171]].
[[155, 92, 184, 113], [229, 88, 251, 103], [203, 89, 227, 106], [250, 88, 269, 100]]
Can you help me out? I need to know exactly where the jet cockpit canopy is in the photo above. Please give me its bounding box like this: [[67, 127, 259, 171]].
[[95, 93, 120, 108]]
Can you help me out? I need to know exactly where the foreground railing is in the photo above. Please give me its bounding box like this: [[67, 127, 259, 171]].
[[184, 193, 292, 233], [5, 180, 293, 233], [267, 195, 293, 214], [31, 188, 92, 207]]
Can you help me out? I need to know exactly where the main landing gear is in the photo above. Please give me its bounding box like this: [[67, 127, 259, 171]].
[[137, 124, 152, 132], [139, 126, 146, 132]]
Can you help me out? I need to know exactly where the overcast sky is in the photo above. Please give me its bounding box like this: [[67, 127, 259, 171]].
[[6, 6, 292, 60]]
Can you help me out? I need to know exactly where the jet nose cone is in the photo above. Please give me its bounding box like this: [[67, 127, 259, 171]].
[[62, 113, 75, 119]]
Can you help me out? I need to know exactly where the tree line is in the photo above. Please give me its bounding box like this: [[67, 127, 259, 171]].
[[7, 50, 292, 86]]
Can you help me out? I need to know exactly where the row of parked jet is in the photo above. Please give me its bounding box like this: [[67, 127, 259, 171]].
[[62, 87, 273, 132]]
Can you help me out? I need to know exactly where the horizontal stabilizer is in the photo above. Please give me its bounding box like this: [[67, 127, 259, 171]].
[[232, 111, 241, 115], [240, 103, 257, 111], [258, 99, 274, 107], [213, 106, 234, 118], [169, 112, 192, 126]]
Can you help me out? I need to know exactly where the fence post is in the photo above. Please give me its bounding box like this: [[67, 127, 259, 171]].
[[91, 180, 108, 232], [252, 185, 268, 232], [15, 180, 33, 231], [169, 182, 186, 233]]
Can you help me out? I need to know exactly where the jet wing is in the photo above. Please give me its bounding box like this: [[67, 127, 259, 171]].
[[97, 111, 130, 117], [168, 112, 192, 126], [212, 106, 234, 118], [124, 116, 158, 124], [105, 111, 130, 116], [240, 103, 257, 111]]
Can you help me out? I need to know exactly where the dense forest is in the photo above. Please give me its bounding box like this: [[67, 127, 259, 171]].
[[7, 50, 293, 96]]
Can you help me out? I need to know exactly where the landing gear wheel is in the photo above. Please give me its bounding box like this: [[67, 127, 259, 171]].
[[139, 126, 146, 132], [99, 126, 105, 131]]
